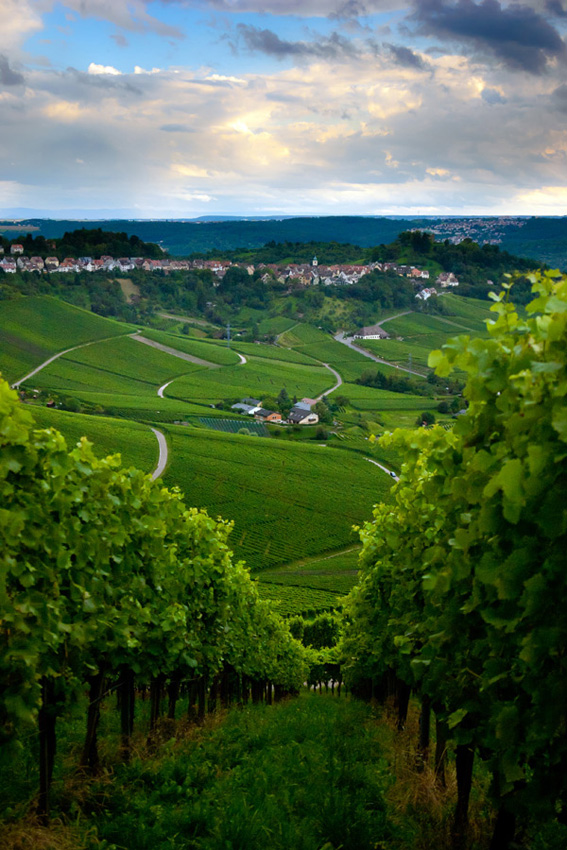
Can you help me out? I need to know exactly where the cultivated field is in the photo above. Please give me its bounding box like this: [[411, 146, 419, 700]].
[[0, 295, 135, 383], [29, 405, 159, 472], [162, 425, 392, 572]]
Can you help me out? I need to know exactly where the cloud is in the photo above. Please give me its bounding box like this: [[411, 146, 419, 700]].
[[0, 55, 25, 86], [551, 82, 567, 110], [160, 123, 195, 131], [88, 63, 122, 75], [57, 0, 184, 39], [411, 0, 567, 74], [386, 43, 429, 69], [0, 0, 43, 54], [481, 85, 506, 103], [235, 25, 357, 61], [111, 33, 129, 47]]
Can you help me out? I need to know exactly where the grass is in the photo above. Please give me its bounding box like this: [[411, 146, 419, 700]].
[[74, 694, 397, 850], [28, 406, 159, 473], [167, 356, 332, 407], [0, 295, 135, 383], [256, 582, 342, 616], [229, 341, 318, 365], [162, 426, 392, 571]]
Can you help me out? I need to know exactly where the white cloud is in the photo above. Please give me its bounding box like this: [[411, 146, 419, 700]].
[[0, 0, 43, 53], [88, 62, 122, 75]]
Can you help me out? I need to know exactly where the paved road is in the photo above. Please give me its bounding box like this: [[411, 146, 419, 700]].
[[150, 428, 168, 479], [364, 456, 399, 481], [10, 331, 136, 389], [334, 331, 424, 377]]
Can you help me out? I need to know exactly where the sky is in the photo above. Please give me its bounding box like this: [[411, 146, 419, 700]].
[[1, 0, 567, 218]]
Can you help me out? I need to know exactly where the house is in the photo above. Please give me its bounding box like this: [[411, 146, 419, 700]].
[[10, 244, 24, 255], [436, 272, 459, 288], [293, 401, 312, 412], [254, 408, 282, 422], [45, 257, 59, 270], [288, 406, 319, 425], [415, 287, 438, 301], [242, 397, 261, 407], [354, 324, 389, 340], [231, 403, 257, 415]]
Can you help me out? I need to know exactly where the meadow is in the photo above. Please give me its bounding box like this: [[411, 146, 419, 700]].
[[161, 425, 392, 572], [0, 295, 134, 383]]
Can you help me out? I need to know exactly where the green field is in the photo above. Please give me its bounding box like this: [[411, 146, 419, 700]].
[[256, 583, 341, 616], [259, 547, 361, 597], [0, 295, 135, 383], [230, 340, 318, 365], [279, 324, 379, 382], [344, 381, 438, 412], [29, 335, 203, 397], [162, 426, 392, 572], [167, 355, 333, 406], [28, 406, 159, 472], [137, 328, 241, 366]]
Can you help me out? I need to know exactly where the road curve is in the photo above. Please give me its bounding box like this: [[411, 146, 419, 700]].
[[10, 331, 137, 389], [314, 364, 343, 402], [334, 332, 424, 377], [157, 379, 175, 399], [132, 334, 222, 368], [364, 456, 399, 481], [150, 427, 168, 480]]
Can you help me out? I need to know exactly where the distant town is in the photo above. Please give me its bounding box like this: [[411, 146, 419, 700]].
[[0, 244, 462, 302]]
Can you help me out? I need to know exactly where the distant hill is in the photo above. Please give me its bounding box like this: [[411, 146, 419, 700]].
[[1, 215, 565, 268]]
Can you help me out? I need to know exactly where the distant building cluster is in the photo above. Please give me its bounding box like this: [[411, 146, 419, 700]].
[[0, 247, 460, 301], [413, 217, 527, 246], [231, 397, 319, 426]]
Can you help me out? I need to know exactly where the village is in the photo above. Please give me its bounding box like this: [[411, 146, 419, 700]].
[[0, 244, 460, 300]]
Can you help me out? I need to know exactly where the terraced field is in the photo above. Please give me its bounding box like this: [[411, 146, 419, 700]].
[[259, 548, 361, 596], [255, 583, 341, 617], [0, 295, 135, 383], [30, 335, 202, 396], [167, 356, 333, 406], [136, 329, 241, 366], [29, 406, 159, 472], [279, 324, 377, 382], [162, 426, 392, 572]]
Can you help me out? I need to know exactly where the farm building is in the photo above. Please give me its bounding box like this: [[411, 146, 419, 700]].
[[288, 407, 319, 425]]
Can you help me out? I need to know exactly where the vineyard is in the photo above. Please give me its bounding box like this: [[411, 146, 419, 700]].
[[341, 272, 567, 849], [0, 295, 135, 382], [27, 405, 159, 471], [162, 425, 392, 571]]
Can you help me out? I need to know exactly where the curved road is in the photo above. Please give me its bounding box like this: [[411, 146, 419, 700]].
[[334, 331, 424, 377], [314, 364, 343, 402], [365, 456, 399, 482], [150, 428, 168, 480]]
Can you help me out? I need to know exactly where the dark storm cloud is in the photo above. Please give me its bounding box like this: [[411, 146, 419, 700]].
[[411, 0, 567, 74], [160, 123, 195, 131], [551, 82, 567, 110], [386, 43, 429, 68], [236, 24, 357, 60], [545, 1, 567, 17], [0, 54, 25, 86]]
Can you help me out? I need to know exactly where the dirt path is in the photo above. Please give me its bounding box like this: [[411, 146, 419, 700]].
[[375, 309, 413, 328], [150, 428, 168, 479], [157, 311, 216, 328], [333, 331, 424, 377], [314, 364, 343, 402], [10, 332, 136, 389], [131, 334, 223, 368]]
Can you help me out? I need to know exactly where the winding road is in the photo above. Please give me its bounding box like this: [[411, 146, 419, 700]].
[[314, 364, 343, 402], [364, 456, 399, 482], [150, 428, 168, 480], [333, 331, 424, 377]]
